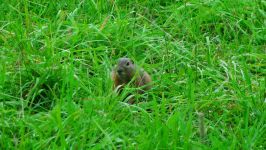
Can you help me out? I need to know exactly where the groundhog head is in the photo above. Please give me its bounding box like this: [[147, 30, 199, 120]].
[[115, 58, 136, 81]]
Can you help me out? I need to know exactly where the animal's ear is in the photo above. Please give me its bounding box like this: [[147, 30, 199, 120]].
[[130, 59, 134, 64]]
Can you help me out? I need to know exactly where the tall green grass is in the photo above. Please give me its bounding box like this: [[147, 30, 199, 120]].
[[0, 0, 265, 149]]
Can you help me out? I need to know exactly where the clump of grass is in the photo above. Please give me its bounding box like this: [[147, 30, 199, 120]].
[[0, 0, 265, 149]]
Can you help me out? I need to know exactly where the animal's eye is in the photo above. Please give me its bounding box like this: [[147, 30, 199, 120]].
[[126, 62, 130, 66]]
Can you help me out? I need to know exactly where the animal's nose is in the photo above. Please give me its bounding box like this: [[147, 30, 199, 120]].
[[117, 69, 123, 75]]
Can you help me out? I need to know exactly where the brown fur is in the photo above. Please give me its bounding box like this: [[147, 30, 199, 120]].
[[111, 58, 152, 103]]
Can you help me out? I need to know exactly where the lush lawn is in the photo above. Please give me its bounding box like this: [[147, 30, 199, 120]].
[[0, 0, 265, 149]]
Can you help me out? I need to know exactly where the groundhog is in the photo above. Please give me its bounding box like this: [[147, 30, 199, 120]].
[[111, 58, 152, 103]]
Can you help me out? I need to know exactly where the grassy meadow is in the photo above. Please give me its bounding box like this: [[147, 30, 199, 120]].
[[0, 0, 265, 149]]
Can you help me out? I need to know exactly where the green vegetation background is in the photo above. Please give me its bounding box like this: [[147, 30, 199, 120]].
[[0, 0, 265, 149]]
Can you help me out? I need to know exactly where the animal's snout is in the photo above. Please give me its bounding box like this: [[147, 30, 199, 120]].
[[117, 69, 123, 75]]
